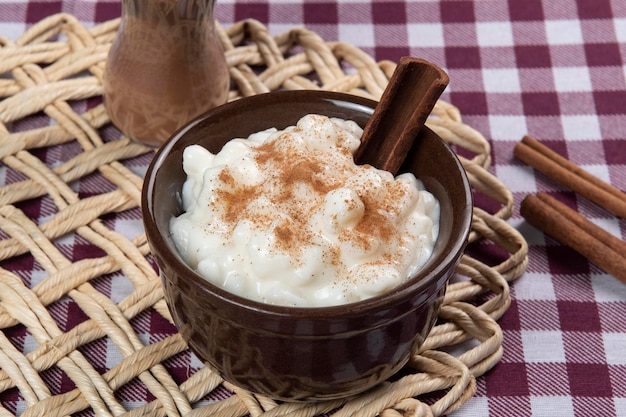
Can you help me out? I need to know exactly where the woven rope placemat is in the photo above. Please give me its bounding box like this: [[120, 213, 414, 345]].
[[0, 13, 528, 417]]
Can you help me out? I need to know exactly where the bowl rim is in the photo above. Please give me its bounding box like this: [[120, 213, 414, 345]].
[[142, 90, 473, 319]]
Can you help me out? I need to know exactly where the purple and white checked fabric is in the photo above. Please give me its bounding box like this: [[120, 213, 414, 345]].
[[1, 1, 625, 416]]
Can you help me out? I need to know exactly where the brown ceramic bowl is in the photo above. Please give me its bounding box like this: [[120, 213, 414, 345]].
[[142, 90, 473, 401]]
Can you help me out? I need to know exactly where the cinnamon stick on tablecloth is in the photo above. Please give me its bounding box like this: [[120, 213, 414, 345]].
[[514, 135, 626, 218], [521, 192, 626, 285]]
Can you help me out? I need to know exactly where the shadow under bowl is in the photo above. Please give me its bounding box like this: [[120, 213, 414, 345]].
[[142, 90, 473, 401]]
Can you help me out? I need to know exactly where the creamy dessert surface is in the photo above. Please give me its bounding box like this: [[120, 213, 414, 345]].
[[170, 114, 440, 307]]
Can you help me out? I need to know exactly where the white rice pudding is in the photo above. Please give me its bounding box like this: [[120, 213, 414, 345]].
[[170, 114, 440, 307]]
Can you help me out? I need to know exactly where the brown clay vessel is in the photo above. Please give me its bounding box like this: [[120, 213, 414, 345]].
[[142, 90, 473, 401]]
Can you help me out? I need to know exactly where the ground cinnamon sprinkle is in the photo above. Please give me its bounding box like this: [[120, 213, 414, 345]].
[[357, 203, 395, 241], [254, 140, 283, 165], [215, 168, 260, 224], [274, 222, 297, 251], [325, 244, 341, 267], [231, 130, 403, 260], [218, 168, 235, 187], [281, 159, 335, 196]]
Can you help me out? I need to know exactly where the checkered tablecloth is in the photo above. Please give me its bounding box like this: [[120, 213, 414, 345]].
[[1, 0, 625, 416]]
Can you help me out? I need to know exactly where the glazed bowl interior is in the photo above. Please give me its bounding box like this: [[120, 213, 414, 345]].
[[142, 90, 473, 400]]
